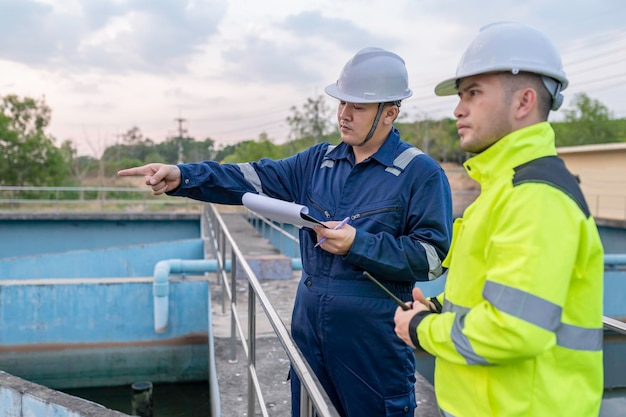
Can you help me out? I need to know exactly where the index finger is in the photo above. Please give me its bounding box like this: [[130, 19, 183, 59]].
[[118, 166, 154, 177]]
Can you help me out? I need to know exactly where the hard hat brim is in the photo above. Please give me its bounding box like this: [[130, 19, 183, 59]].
[[435, 70, 569, 97], [434, 77, 459, 96], [324, 83, 412, 103]]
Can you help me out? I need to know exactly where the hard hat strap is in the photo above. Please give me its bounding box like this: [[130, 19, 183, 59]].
[[358, 102, 385, 146]]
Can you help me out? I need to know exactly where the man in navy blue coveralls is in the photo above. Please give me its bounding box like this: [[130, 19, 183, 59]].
[[119, 47, 452, 417]]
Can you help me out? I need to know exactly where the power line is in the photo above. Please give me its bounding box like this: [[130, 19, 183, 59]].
[[565, 44, 626, 67]]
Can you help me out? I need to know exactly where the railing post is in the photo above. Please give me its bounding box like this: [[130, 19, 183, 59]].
[[220, 226, 227, 314], [229, 248, 238, 364], [248, 281, 257, 417], [301, 384, 314, 417]]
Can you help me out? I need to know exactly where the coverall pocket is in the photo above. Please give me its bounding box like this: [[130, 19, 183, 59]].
[[384, 389, 415, 417]]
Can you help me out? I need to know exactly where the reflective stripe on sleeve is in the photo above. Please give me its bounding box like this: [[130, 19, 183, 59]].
[[442, 299, 470, 315], [418, 241, 444, 280], [237, 163, 263, 194], [556, 323, 602, 351], [483, 281, 562, 332], [443, 283, 601, 363], [451, 314, 490, 365], [442, 299, 489, 364], [483, 280, 602, 351]]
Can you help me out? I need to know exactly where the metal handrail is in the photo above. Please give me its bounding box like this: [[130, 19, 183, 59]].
[[604, 316, 626, 335], [0, 186, 201, 212], [244, 209, 300, 258], [204, 204, 340, 417], [0, 186, 155, 192]]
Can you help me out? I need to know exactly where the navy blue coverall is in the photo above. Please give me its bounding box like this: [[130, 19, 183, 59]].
[[169, 127, 453, 417]]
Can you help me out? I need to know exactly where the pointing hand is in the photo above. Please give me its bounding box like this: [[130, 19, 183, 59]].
[[118, 163, 182, 195]]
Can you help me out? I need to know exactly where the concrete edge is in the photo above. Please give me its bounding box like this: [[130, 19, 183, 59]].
[[0, 370, 130, 416]]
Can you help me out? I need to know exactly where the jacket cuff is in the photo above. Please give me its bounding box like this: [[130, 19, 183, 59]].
[[409, 310, 432, 350]]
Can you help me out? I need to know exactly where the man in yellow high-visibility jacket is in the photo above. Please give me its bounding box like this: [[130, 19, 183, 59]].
[[395, 22, 604, 417]]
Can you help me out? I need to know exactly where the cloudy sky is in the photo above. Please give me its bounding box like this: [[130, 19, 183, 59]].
[[0, 0, 624, 157]]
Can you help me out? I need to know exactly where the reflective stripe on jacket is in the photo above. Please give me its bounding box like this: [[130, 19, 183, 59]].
[[417, 122, 604, 417]]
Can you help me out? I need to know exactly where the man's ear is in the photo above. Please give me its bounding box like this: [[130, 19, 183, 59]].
[[515, 88, 537, 120], [383, 105, 400, 124]]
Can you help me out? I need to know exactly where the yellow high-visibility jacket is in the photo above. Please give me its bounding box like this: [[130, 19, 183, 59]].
[[414, 122, 604, 417]]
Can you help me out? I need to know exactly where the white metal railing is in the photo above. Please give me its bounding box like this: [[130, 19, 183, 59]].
[[0, 186, 202, 212], [1, 186, 624, 221], [604, 316, 626, 335], [241, 208, 626, 339], [204, 204, 340, 417], [244, 209, 301, 258]]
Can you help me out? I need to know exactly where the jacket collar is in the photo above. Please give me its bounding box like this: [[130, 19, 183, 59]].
[[463, 122, 557, 186], [327, 126, 401, 167]]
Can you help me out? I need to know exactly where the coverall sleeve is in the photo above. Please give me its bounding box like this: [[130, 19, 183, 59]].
[[167, 146, 321, 204], [416, 184, 582, 365], [345, 165, 453, 283]]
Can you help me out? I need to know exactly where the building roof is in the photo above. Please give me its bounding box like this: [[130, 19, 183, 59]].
[[557, 142, 626, 154]]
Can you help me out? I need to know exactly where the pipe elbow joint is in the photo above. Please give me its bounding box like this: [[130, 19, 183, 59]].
[[153, 260, 173, 333]]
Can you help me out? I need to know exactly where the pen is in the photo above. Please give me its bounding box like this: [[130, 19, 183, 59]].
[[314, 216, 350, 247]]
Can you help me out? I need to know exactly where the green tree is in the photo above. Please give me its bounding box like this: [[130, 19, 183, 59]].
[[222, 133, 283, 163], [0, 95, 66, 186], [553, 93, 621, 146], [154, 135, 193, 164], [102, 126, 158, 165], [185, 137, 217, 162], [214, 142, 243, 162], [396, 118, 465, 164], [286, 95, 332, 144], [60, 139, 99, 185]]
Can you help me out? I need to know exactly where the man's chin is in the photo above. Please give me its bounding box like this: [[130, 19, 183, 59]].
[[459, 142, 478, 154], [340, 135, 360, 145], [458, 137, 469, 151]]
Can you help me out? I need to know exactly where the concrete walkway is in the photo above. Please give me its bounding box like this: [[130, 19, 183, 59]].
[[211, 211, 439, 417]]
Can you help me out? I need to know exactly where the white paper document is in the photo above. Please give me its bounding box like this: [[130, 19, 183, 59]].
[[241, 192, 327, 229]]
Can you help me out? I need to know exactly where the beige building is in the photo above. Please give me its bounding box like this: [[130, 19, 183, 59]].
[[557, 142, 626, 222]]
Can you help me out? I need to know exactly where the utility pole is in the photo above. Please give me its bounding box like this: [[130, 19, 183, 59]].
[[174, 117, 187, 164]]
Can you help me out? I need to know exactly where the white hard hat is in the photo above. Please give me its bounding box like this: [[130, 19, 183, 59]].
[[325, 47, 413, 104], [435, 22, 568, 110]]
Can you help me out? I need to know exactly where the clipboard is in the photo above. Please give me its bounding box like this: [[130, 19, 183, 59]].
[[300, 212, 330, 229], [242, 193, 329, 229]]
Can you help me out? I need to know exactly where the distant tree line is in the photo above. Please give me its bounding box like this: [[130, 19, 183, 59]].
[[0, 92, 624, 187]]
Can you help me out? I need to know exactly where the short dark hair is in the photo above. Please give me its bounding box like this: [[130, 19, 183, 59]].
[[502, 72, 552, 120]]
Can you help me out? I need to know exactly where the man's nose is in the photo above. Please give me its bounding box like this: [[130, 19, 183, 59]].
[[453, 101, 465, 119], [339, 105, 352, 120]]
